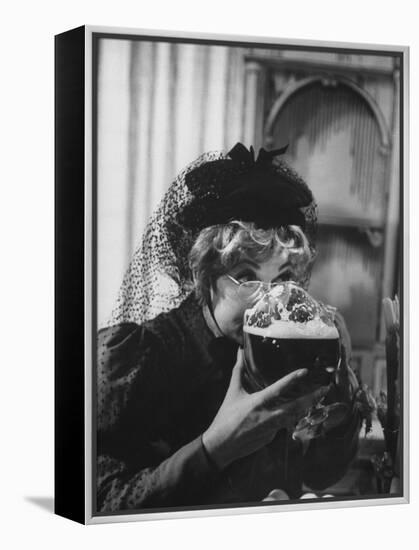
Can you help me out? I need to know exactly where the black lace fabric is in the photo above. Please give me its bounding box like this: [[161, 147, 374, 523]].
[[107, 143, 318, 327]]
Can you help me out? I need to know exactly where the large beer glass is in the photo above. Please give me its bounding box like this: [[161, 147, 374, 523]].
[[242, 281, 346, 440]]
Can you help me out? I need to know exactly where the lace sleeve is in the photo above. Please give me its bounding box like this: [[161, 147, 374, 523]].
[[96, 323, 218, 511], [97, 436, 217, 511]]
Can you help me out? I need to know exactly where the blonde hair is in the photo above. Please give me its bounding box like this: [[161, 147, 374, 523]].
[[189, 221, 315, 305]]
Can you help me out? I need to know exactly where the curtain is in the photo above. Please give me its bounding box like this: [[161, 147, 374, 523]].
[[96, 38, 249, 325]]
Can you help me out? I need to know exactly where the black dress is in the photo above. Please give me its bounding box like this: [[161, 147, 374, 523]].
[[96, 294, 360, 512]]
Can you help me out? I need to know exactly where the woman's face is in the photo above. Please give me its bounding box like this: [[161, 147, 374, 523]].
[[211, 248, 295, 345]]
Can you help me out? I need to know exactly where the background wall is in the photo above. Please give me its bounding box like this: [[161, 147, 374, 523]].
[[1, 1, 417, 549]]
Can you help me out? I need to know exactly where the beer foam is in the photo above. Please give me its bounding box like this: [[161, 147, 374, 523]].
[[244, 318, 339, 339], [243, 281, 339, 339]]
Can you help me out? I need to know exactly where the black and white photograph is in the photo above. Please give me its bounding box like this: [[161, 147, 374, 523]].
[[90, 29, 406, 519], [4, 0, 419, 546]]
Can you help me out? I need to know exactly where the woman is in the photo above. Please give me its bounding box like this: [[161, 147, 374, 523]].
[[97, 143, 360, 512]]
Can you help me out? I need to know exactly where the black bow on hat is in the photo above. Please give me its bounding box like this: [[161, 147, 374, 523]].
[[228, 142, 289, 166], [177, 142, 313, 232]]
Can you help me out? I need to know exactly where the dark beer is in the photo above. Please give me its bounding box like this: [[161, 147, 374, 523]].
[[243, 328, 340, 392], [242, 281, 341, 393]]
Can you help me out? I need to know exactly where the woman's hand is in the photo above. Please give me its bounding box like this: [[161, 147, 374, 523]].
[[202, 349, 329, 470]]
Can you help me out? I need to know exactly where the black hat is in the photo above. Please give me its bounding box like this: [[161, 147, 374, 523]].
[[177, 142, 314, 231]]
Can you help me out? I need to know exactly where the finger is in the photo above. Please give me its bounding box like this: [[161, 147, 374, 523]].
[[263, 489, 290, 501], [226, 347, 246, 396], [229, 346, 244, 369], [273, 385, 328, 419], [270, 386, 329, 431], [293, 386, 330, 414], [259, 368, 308, 403]]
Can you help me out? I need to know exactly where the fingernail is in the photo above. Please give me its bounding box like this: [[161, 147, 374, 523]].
[[296, 368, 308, 378]]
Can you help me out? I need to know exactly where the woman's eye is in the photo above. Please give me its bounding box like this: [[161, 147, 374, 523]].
[[235, 271, 255, 283]]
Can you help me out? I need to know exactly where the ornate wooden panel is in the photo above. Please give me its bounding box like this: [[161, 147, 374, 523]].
[[265, 78, 392, 348]]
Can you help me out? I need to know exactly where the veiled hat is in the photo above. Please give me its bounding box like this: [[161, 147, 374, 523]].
[[107, 143, 317, 327]]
